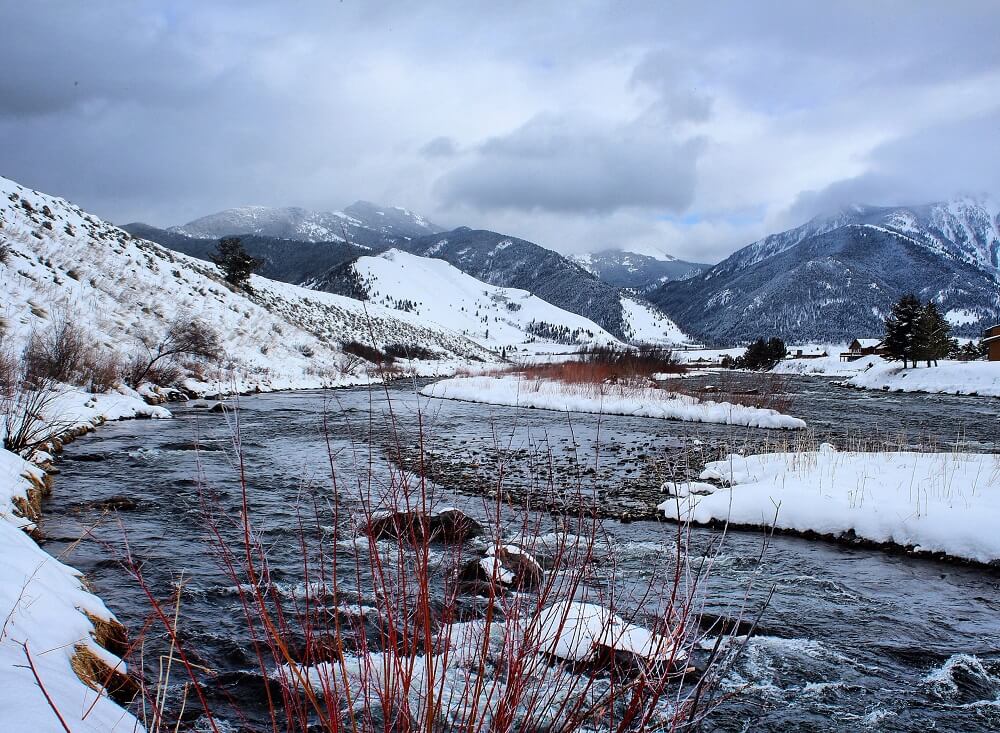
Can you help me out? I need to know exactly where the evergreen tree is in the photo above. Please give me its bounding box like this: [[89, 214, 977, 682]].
[[741, 337, 787, 370], [212, 237, 261, 289], [915, 301, 953, 367], [884, 294, 922, 368]]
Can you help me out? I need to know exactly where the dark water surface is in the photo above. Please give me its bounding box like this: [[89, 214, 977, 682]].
[[41, 376, 1000, 731]]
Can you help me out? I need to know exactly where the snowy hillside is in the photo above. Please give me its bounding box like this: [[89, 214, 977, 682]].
[[311, 249, 621, 349], [394, 228, 689, 343], [713, 199, 1000, 280], [619, 296, 691, 344], [169, 200, 441, 243], [0, 176, 494, 391]]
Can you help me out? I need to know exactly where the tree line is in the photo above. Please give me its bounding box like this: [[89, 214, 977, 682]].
[[884, 295, 955, 368]]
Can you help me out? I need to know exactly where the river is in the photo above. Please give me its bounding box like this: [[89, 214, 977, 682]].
[[41, 375, 1000, 731]]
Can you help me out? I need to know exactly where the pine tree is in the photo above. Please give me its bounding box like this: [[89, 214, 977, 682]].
[[884, 294, 922, 368], [212, 237, 261, 289], [915, 301, 952, 367]]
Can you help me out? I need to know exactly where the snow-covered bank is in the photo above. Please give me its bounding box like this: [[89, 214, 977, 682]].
[[420, 375, 806, 429], [773, 355, 1000, 398], [659, 446, 1000, 564], [772, 353, 885, 376], [0, 388, 164, 731], [843, 359, 1000, 397]]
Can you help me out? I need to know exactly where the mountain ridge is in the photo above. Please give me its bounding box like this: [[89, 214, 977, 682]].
[[650, 198, 1000, 343]]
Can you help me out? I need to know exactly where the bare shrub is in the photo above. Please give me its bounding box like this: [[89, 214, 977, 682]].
[[0, 240, 10, 265], [342, 340, 389, 365], [384, 342, 437, 361], [83, 350, 123, 393], [23, 318, 91, 386], [518, 345, 684, 387], [124, 399, 755, 732], [127, 318, 223, 387]]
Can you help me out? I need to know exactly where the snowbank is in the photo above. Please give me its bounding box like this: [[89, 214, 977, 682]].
[[420, 375, 806, 429], [772, 353, 886, 376], [843, 359, 1000, 397], [0, 387, 161, 730], [659, 446, 1000, 564]]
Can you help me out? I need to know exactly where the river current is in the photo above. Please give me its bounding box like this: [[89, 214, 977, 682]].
[[41, 375, 1000, 731]]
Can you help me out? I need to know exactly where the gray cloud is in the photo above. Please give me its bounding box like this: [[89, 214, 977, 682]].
[[436, 115, 703, 213], [420, 136, 459, 158], [786, 110, 1000, 224], [0, 1, 998, 261]]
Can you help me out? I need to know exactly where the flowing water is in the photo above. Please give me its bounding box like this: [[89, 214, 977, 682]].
[[41, 376, 1000, 731]]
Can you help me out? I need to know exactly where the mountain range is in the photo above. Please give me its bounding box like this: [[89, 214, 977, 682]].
[[569, 250, 707, 289], [649, 199, 1000, 343], [129, 214, 691, 344], [129, 195, 1000, 346]]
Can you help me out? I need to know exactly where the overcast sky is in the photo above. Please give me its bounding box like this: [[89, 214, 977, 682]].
[[2, 1, 999, 262]]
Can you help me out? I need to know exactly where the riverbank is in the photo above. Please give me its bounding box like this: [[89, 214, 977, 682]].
[[0, 386, 168, 732], [660, 445, 1000, 565], [420, 374, 806, 429]]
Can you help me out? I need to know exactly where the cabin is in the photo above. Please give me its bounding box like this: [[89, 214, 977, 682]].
[[840, 338, 887, 362], [985, 325, 1000, 361], [790, 347, 828, 360]]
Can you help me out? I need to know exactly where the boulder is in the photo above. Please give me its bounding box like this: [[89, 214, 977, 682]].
[[457, 543, 544, 594], [364, 508, 484, 544]]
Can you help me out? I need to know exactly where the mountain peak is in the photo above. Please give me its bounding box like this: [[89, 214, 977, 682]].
[[166, 200, 441, 243]]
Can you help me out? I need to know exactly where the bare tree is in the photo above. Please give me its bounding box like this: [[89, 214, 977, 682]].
[[128, 319, 223, 387]]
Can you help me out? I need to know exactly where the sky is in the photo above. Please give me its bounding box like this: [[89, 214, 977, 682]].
[[2, 1, 999, 263]]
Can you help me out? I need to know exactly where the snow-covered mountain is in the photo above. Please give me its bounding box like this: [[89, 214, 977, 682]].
[[167, 200, 441, 245], [570, 250, 707, 289], [141, 212, 692, 345], [312, 249, 623, 349], [651, 198, 1000, 343], [0, 176, 494, 390], [394, 228, 689, 344]]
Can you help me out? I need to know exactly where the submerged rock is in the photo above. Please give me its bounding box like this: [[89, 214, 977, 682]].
[[363, 508, 484, 544], [457, 544, 544, 594], [92, 496, 139, 511]]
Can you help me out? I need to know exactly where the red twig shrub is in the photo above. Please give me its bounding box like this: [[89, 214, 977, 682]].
[[118, 392, 753, 732]]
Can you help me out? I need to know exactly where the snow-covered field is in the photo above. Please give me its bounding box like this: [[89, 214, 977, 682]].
[[420, 375, 806, 429], [660, 446, 1000, 564], [0, 388, 166, 732]]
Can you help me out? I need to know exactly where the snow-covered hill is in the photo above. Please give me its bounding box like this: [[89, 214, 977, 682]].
[[393, 228, 690, 344], [310, 249, 621, 349], [168, 200, 441, 244], [0, 176, 495, 391]]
